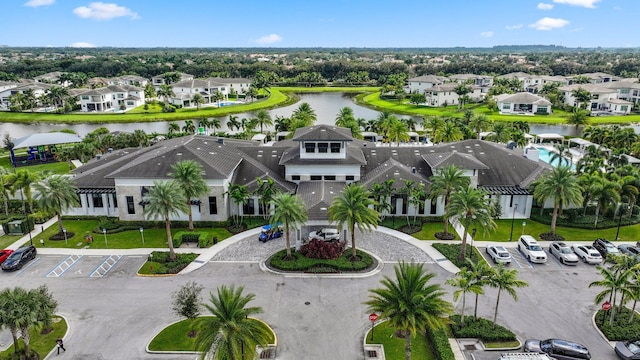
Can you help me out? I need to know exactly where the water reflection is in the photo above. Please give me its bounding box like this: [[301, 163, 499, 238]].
[[1, 92, 637, 138]]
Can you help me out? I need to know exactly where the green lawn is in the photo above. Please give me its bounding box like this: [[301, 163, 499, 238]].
[[148, 317, 275, 352], [0, 234, 23, 249], [358, 92, 640, 125], [34, 219, 232, 249], [413, 222, 460, 240], [365, 321, 435, 360], [0, 316, 67, 358], [0, 156, 73, 174]]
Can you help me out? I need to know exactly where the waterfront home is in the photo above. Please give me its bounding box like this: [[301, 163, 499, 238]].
[[495, 92, 552, 115]]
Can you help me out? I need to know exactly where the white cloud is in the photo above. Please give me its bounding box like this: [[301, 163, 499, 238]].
[[505, 24, 523, 30], [69, 42, 96, 48], [529, 17, 570, 30], [552, 0, 600, 8], [255, 34, 283, 45], [480, 31, 494, 38], [73, 2, 139, 20], [24, 0, 55, 7], [537, 3, 554, 10]]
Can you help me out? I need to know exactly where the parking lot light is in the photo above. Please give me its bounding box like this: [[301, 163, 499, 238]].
[[509, 204, 518, 242], [140, 227, 144, 245]]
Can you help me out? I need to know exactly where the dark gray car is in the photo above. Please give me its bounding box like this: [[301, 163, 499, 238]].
[[1, 245, 37, 271], [615, 340, 640, 360], [524, 338, 591, 360]]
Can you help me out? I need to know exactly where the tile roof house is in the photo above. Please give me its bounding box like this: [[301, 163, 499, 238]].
[[67, 125, 552, 224], [406, 75, 446, 94], [558, 84, 626, 113], [74, 84, 145, 112], [495, 92, 552, 115], [423, 83, 483, 107]]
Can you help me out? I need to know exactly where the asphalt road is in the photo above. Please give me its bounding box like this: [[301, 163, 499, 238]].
[[0, 237, 623, 360]]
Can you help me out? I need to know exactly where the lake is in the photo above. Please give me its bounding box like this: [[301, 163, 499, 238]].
[[1, 92, 636, 139]]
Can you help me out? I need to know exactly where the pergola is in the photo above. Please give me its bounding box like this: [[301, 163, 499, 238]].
[[535, 133, 565, 145]]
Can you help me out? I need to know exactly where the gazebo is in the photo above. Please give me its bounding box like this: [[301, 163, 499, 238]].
[[534, 133, 565, 145], [10, 132, 82, 167]]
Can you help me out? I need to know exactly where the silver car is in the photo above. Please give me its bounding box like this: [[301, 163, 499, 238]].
[[572, 245, 603, 265], [549, 242, 579, 265], [486, 245, 512, 265]]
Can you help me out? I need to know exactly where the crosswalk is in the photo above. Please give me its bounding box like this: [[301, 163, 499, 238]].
[[90, 255, 123, 278]]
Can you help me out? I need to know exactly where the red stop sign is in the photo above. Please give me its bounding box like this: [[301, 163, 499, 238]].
[[602, 301, 611, 311], [369, 313, 378, 322]]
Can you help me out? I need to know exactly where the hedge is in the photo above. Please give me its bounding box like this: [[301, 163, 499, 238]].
[[426, 326, 455, 360], [268, 249, 373, 272], [449, 315, 516, 342]]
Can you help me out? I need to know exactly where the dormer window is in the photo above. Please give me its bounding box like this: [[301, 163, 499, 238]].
[[305, 143, 315, 153], [318, 143, 328, 153], [330, 143, 341, 153]]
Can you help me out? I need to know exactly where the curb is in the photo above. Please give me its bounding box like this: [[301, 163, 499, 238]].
[[43, 313, 70, 360]]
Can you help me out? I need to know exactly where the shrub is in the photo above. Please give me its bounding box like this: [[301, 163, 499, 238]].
[[596, 308, 640, 340], [268, 249, 373, 272], [432, 243, 480, 268], [449, 315, 516, 342], [435, 232, 455, 240], [539, 232, 565, 242], [426, 326, 455, 360], [148, 251, 198, 274], [299, 239, 346, 260]]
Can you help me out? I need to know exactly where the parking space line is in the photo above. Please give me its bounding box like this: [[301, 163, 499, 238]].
[[14, 257, 42, 277], [90, 255, 123, 278], [510, 248, 534, 269], [46, 255, 83, 278]]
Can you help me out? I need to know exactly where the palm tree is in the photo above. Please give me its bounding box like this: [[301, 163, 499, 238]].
[[209, 118, 221, 136], [0, 169, 11, 216], [7, 169, 39, 213], [291, 102, 317, 126], [33, 174, 80, 234], [274, 115, 291, 132], [211, 91, 224, 106], [182, 120, 196, 134], [404, 181, 425, 230], [48, 85, 69, 111], [446, 186, 496, 260], [549, 144, 572, 167], [454, 84, 472, 110], [143, 180, 189, 261], [335, 107, 355, 127], [22, 89, 37, 112], [590, 265, 632, 325], [227, 183, 250, 228], [435, 120, 463, 143], [255, 177, 279, 219], [488, 264, 528, 327], [489, 122, 511, 143], [192, 93, 204, 110], [168, 122, 180, 136], [270, 193, 308, 259], [446, 267, 482, 325], [171, 160, 210, 231], [245, 86, 258, 102], [252, 109, 273, 134], [428, 165, 470, 235], [328, 183, 379, 260], [469, 114, 492, 138], [227, 115, 241, 132], [566, 108, 590, 129], [387, 118, 410, 146], [157, 84, 175, 104], [571, 87, 592, 109], [365, 262, 453, 360], [196, 285, 272, 360], [590, 177, 621, 228], [532, 166, 583, 234], [465, 259, 493, 319]]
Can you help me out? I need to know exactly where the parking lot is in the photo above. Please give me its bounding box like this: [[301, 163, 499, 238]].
[[0, 254, 143, 279], [480, 244, 603, 270]]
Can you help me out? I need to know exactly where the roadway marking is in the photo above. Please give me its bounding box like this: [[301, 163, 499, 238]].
[[511, 248, 534, 269], [14, 257, 42, 277], [46, 255, 83, 278], [90, 255, 123, 278]]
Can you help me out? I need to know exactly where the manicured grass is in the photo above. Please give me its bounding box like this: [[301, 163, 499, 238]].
[[138, 252, 198, 275], [268, 248, 374, 272], [413, 222, 460, 240], [483, 340, 521, 349], [0, 156, 72, 174], [148, 317, 275, 352], [359, 92, 640, 125], [0, 315, 67, 358], [595, 308, 640, 341], [365, 321, 435, 360], [36, 219, 232, 249], [0, 234, 23, 249]]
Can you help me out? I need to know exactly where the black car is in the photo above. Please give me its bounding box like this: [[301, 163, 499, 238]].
[[1, 245, 37, 271], [524, 338, 591, 360], [616, 339, 640, 360], [593, 238, 621, 258]]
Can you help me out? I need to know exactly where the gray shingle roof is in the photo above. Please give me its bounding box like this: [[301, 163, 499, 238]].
[[291, 125, 353, 141], [279, 145, 366, 166], [422, 152, 489, 170], [359, 158, 431, 190], [495, 92, 551, 106], [296, 181, 346, 220]]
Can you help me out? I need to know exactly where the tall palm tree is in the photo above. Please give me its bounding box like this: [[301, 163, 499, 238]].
[[252, 109, 273, 134], [469, 114, 492, 138], [571, 87, 592, 109], [549, 144, 572, 167], [328, 183, 379, 260], [7, 169, 39, 213], [48, 85, 69, 111], [209, 117, 221, 136], [489, 122, 511, 143], [227, 115, 241, 132], [270, 193, 308, 259], [465, 259, 493, 319], [446, 267, 482, 325], [335, 107, 355, 127], [196, 285, 272, 360], [255, 177, 279, 219], [365, 262, 453, 360], [454, 84, 472, 110], [171, 160, 210, 231], [532, 166, 583, 234], [33, 174, 80, 234], [168, 122, 180, 136], [291, 102, 316, 126], [182, 120, 196, 134], [590, 265, 632, 325], [227, 183, 250, 228], [143, 180, 189, 261], [428, 165, 470, 235], [435, 121, 463, 143], [0, 169, 11, 216], [566, 108, 590, 129], [446, 186, 496, 260], [157, 84, 175, 104], [22, 89, 37, 112], [192, 93, 204, 110], [488, 264, 528, 327], [590, 177, 621, 228], [387, 119, 410, 146]]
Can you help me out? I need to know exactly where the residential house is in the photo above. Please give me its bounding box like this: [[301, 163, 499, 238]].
[[570, 72, 620, 84], [406, 75, 446, 94], [495, 92, 552, 115], [449, 74, 493, 94], [67, 125, 553, 225], [108, 75, 148, 87], [0, 82, 54, 108], [603, 80, 640, 104], [524, 75, 569, 93], [168, 78, 228, 107], [34, 71, 69, 86], [423, 83, 483, 107], [151, 72, 194, 89], [559, 84, 621, 112], [210, 77, 252, 96], [75, 84, 145, 112]]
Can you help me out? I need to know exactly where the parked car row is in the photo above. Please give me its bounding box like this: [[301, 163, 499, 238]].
[[1, 245, 37, 271]]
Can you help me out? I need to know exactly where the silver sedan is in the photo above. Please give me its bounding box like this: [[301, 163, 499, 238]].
[[549, 241, 579, 265]]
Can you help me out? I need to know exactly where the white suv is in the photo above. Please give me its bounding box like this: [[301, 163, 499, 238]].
[[518, 235, 547, 263], [308, 228, 340, 242]]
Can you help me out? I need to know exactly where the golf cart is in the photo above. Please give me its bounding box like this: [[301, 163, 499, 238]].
[[258, 224, 283, 243]]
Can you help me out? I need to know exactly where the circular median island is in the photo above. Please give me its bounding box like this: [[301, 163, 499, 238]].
[[266, 240, 377, 274]]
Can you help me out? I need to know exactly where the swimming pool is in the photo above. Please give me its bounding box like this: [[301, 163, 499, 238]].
[[537, 147, 575, 169]]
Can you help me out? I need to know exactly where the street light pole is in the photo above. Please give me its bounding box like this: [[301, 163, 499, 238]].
[[509, 204, 518, 242], [615, 203, 626, 241], [522, 221, 526, 236], [139, 227, 145, 245], [63, 228, 68, 246], [103, 228, 108, 247]]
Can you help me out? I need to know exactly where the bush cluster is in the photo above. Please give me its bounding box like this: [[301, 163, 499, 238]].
[[426, 326, 455, 360], [268, 249, 373, 272], [449, 315, 516, 342], [596, 308, 640, 341], [531, 208, 640, 230], [539, 232, 565, 242], [299, 239, 346, 259], [432, 243, 480, 268], [148, 251, 198, 274]]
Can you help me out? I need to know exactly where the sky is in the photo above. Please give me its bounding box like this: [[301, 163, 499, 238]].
[[3, 0, 638, 48]]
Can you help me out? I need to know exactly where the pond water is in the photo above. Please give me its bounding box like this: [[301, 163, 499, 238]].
[[1, 92, 637, 139]]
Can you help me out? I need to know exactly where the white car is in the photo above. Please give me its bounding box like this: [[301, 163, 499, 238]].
[[518, 235, 547, 263], [549, 242, 579, 265], [308, 228, 340, 242], [486, 245, 512, 265], [572, 245, 604, 264]]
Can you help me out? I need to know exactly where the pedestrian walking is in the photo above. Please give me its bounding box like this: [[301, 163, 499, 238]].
[[56, 337, 66, 354]]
